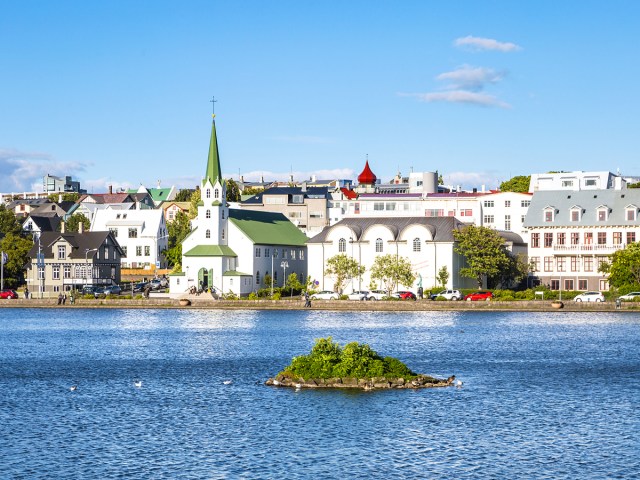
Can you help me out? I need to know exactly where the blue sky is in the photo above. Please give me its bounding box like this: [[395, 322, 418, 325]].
[[1, 1, 639, 194]]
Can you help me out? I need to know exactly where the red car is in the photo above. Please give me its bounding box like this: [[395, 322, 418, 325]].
[[464, 291, 493, 301], [0, 289, 18, 299], [394, 291, 417, 300]]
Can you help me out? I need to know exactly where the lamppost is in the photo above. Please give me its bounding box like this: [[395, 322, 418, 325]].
[[85, 248, 98, 288], [281, 260, 288, 292], [270, 250, 275, 297]]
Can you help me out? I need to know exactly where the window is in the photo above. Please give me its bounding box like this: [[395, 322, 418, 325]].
[[426, 209, 444, 217], [385, 203, 396, 211], [460, 209, 473, 217], [413, 238, 421, 252], [104, 246, 109, 259], [299, 249, 304, 260], [265, 248, 270, 257], [627, 232, 636, 244], [571, 209, 580, 222], [222, 229, 225, 240], [571, 232, 580, 245], [571, 257, 579, 272], [206, 189, 211, 199], [282, 249, 286, 258], [53, 266, 60, 280], [38, 267, 44, 280], [291, 249, 296, 260], [505, 200, 511, 208], [483, 215, 495, 224], [144, 246, 150, 256], [214, 188, 219, 199], [557, 232, 566, 245], [597, 232, 606, 245], [584, 232, 593, 245], [484, 200, 494, 208], [564, 279, 574, 291], [530, 257, 540, 272], [544, 210, 553, 222], [109, 228, 118, 237], [544, 257, 553, 272], [338, 238, 346, 252], [64, 265, 71, 279], [136, 246, 142, 256], [505, 215, 511, 231], [550, 280, 559, 290], [256, 271, 261, 286], [58, 246, 65, 260], [168, 211, 174, 220], [544, 233, 553, 248], [274, 271, 278, 283], [584, 179, 597, 187], [521, 200, 531, 208], [531, 233, 540, 248], [613, 232, 622, 245], [274, 249, 278, 258], [627, 208, 637, 221], [584, 257, 593, 272], [561, 180, 574, 188], [206, 210, 211, 219], [521, 215, 526, 223], [256, 247, 261, 257], [206, 229, 211, 239], [122, 246, 127, 257], [128, 228, 138, 238], [578, 279, 588, 290], [557, 257, 566, 272], [222, 210, 225, 219], [597, 209, 607, 221], [310, 211, 324, 218], [375, 238, 383, 253]]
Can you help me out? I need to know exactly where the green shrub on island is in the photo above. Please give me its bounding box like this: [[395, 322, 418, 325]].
[[280, 337, 418, 380]]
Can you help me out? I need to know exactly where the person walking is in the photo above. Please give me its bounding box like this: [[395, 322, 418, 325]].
[[57, 293, 63, 305], [304, 291, 311, 308], [24, 287, 29, 299]]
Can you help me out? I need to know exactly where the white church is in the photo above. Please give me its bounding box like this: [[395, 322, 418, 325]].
[[169, 116, 308, 297]]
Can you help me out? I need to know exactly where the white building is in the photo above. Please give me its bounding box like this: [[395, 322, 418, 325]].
[[529, 171, 625, 192], [90, 208, 169, 270]]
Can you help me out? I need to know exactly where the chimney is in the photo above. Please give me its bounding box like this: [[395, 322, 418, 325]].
[[58, 193, 62, 203], [78, 221, 84, 234], [311, 174, 317, 183], [241, 175, 244, 183], [61, 221, 65, 233], [108, 185, 113, 194]]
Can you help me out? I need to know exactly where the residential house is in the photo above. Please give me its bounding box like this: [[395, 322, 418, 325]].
[[22, 213, 61, 236], [162, 201, 190, 223]]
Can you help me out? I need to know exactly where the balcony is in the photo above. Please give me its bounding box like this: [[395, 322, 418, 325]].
[[553, 244, 624, 253]]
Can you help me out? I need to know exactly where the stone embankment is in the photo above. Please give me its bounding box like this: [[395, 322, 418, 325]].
[[265, 373, 454, 390]]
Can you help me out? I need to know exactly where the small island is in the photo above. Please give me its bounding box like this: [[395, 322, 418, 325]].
[[265, 337, 455, 390]]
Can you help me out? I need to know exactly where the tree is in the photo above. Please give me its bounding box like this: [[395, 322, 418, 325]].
[[226, 179, 241, 202], [0, 204, 23, 236], [325, 254, 365, 294], [488, 252, 530, 289], [165, 210, 192, 268], [370, 254, 416, 293], [499, 175, 531, 193], [242, 186, 261, 196], [47, 192, 80, 203], [453, 225, 512, 288], [437, 266, 449, 289], [599, 242, 640, 288], [0, 232, 33, 288], [63, 213, 90, 233], [438, 174, 444, 185], [174, 188, 194, 202], [188, 188, 201, 219], [627, 181, 640, 189]]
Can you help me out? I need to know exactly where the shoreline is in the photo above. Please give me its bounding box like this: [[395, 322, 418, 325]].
[[1, 297, 638, 312]]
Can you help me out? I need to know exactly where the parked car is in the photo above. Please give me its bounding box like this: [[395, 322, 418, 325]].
[[464, 291, 493, 301], [311, 290, 338, 300], [394, 291, 417, 300], [367, 289, 391, 300], [430, 289, 463, 301], [347, 290, 370, 301], [573, 291, 605, 302], [149, 279, 165, 290], [618, 292, 640, 301], [82, 285, 100, 295], [133, 282, 149, 293], [93, 287, 106, 298], [0, 289, 18, 299], [103, 285, 122, 295]]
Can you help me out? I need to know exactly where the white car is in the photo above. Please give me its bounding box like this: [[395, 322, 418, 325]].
[[347, 290, 369, 301], [311, 290, 338, 300], [367, 289, 391, 300], [430, 289, 463, 301], [618, 292, 640, 301], [573, 291, 605, 302]]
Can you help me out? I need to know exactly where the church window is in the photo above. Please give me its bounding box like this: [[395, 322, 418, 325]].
[[413, 238, 421, 252], [375, 238, 383, 253], [206, 229, 211, 239], [206, 210, 211, 219], [206, 189, 211, 199], [222, 229, 225, 240], [256, 247, 261, 257], [338, 238, 346, 252], [214, 188, 219, 199], [256, 271, 261, 285]]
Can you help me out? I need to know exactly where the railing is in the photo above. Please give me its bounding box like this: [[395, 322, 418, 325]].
[[553, 244, 624, 252]]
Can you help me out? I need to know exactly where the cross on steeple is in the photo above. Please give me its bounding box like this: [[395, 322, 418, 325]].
[[210, 96, 217, 115]]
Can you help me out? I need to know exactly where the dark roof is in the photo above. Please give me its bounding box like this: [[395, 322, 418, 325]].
[[241, 186, 330, 204], [28, 231, 122, 259], [28, 215, 61, 232]]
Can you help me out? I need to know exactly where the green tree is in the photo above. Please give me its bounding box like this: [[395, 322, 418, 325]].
[[242, 186, 261, 196], [488, 252, 530, 289], [62, 213, 90, 233], [47, 192, 80, 203], [325, 254, 365, 294], [599, 242, 640, 287], [174, 188, 194, 202], [453, 225, 511, 288], [188, 188, 201, 219], [226, 179, 241, 202], [627, 181, 640, 189], [0, 204, 23, 236], [437, 265, 449, 289], [499, 175, 531, 193], [438, 174, 444, 185], [370, 254, 416, 293], [165, 210, 192, 268], [0, 232, 33, 288]]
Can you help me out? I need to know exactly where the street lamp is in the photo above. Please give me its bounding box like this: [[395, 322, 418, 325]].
[[281, 260, 288, 292], [85, 248, 98, 288]]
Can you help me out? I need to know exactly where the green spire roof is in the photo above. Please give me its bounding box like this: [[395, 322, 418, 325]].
[[203, 115, 222, 187]]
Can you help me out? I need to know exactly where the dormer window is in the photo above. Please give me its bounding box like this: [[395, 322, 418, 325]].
[[543, 207, 555, 222], [626, 206, 637, 221], [597, 207, 608, 222], [570, 207, 581, 222]]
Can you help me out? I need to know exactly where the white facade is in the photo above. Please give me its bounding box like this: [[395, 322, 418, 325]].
[[90, 209, 168, 269], [529, 171, 625, 192]]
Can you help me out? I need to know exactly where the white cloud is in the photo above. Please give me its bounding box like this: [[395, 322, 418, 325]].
[[0, 149, 87, 192], [454, 35, 522, 52], [436, 65, 505, 92], [400, 91, 511, 109]]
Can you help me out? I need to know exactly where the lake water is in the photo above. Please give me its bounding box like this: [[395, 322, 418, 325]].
[[1, 308, 638, 479]]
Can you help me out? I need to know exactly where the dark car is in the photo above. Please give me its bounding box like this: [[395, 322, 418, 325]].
[[464, 291, 493, 301], [0, 289, 18, 299], [133, 282, 149, 293], [394, 291, 417, 300], [82, 285, 100, 295]]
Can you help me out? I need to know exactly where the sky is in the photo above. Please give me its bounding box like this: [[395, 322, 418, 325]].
[[1, 0, 639, 194]]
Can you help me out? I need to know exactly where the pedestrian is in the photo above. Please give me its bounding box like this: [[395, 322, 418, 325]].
[[24, 287, 29, 299], [57, 293, 63, 305], [417, 286, 423, 300], [304, 291, 311, 308], [62, 294, 67, 305], [70, 292, 75, 304]]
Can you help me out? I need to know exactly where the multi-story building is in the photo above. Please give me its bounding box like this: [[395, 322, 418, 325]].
[[529, 171, 625, 192], [43, 174, 85, 194], [523, 189, 640, 291]]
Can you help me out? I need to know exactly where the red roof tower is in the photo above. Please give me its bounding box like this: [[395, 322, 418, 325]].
[[357, 160, 377, 185]]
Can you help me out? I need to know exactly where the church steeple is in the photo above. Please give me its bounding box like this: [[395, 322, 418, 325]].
[[203, 114, 223, 188]]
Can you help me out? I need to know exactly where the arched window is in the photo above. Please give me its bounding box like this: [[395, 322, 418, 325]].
[[413, 238, 421, 252], [206, 189, 211, 199], [206, 209, 211, 219], [214, 188, 219, 199], [206, 229, 211, 239], [256, 271, 261, 286], [375, 238, 383, 253], [338, 238, 346, 252]]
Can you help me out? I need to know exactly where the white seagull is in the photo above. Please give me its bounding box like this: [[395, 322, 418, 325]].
[[69, 385, 77, 392], [456, 380, 463, 388], [223, 380, 232, 385], [134, 380, 143, 388]]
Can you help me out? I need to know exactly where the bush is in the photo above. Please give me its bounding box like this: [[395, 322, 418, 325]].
[[280, 337, 418, 380], [272, 292, 281, 300], [248, 292, 258, 300]]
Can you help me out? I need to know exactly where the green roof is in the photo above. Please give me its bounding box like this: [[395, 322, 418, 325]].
[[223, 270, 252, 277], [127, 187, 172, 202], [229, 209, 308, 245], [203, 117, 223, 188], [183, 245, 237, 257]]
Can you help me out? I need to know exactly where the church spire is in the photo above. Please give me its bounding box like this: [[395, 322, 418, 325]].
[[203, 114, 223, 187]]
